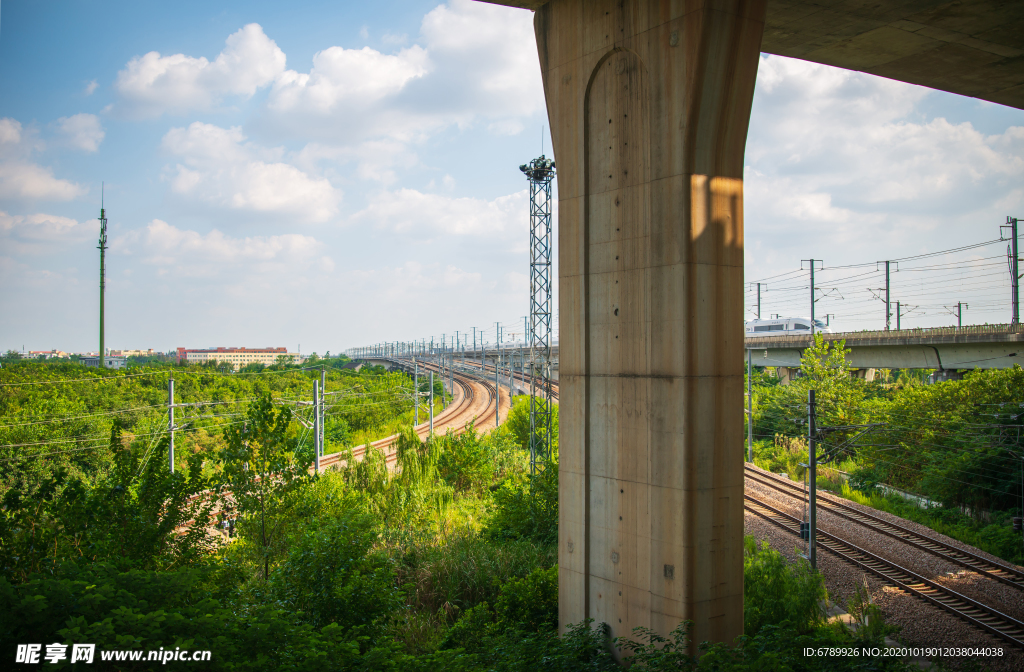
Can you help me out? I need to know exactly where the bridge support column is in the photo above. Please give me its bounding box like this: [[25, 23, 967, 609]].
[[537, 0, 765, 652]]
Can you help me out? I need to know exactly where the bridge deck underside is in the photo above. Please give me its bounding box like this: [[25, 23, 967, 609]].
[[484, 0, 1024, 110]]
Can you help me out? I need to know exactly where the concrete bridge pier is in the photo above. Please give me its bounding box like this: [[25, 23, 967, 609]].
[[533, 0, 766, 651]]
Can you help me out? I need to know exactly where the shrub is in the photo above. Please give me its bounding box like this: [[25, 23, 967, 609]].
[[486, 460, 558, 546], [272, 511, 403, 634], [742, 536, 826, 636]]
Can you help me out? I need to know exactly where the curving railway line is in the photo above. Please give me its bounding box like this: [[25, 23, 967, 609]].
[[454, 357, 559, 401], [318, 360, 507, 471], [744, 465, 1024, 649]]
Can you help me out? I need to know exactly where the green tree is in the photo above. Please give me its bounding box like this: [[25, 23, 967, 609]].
[[219, 388, 309, 580], [271, 511, 402, 634], [798, 334, 862, 429]]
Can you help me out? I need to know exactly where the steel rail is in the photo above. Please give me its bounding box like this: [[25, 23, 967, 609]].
[[457, 357, 559, 400], [744, 494, 1024, 649], [319, 361, 490, 471], [745, 466, 1024, 590]]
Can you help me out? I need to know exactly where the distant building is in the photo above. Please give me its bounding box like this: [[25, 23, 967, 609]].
[[110, 349, 157, 357], [176, 347, 303, 370], [24, 350, 70, 360], [80, 356, 128, 370]]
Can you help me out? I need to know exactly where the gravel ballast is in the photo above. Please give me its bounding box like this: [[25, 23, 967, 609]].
[[743, 465, 1024, 670]]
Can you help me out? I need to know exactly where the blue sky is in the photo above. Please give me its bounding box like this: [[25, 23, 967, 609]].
[[2, 0, 1023, 355]]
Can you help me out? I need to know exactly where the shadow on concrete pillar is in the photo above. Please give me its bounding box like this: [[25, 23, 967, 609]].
[[536, 0, 767, 654]]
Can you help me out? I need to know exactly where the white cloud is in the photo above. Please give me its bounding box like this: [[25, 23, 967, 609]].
[[57, 113, 105, 152], [0, 163, 85, 201], [294, 138, 417, 185], [259, 0, 541, 143], [116, 219, 330, 277], [84, 80, 98, 96], [269, 44, 429, 113], [353, 187, 527, 244], [0, 118, 22, 144], [743, 54, 1024, 330], [114, 23, 285, 117], [746, 55, 1024, 236], [0, 117, 86, 201], [0, 211, 92, 255], [161, 122, 340, 221]]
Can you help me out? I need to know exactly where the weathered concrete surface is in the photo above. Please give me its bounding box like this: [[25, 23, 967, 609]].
[[526, 0, 764, 651], [483, 1, 1024, 110]]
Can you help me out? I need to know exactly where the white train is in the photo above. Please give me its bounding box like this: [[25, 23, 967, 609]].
[[745, 317, 831, 337]]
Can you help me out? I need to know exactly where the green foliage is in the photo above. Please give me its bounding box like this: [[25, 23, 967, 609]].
[[401, 533, 554, 617], [0, 423, 216, 580], [742, 537, 826, 636], [855, 367, 1024, 512], [750, 335, 863, 443], [750, 342, 1024, 565], [486, 458, 558, 546], [504, 396, 559, 454], [0, 564, 363, 671], [436, 429, 493, 495], [436, 565, 559, 652], [1, 357, 924, 671], [272, 511, 402, 634], [219, 388, 309, 580], [493, 565, 558, 632]]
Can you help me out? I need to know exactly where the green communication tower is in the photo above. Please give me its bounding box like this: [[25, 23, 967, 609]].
[[98, 187, 107, 369]]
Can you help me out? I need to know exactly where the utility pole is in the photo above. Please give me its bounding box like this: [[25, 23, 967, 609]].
[[320, 366, 326, 466], [885, 261, 891, 330], [414, 358, 419, 425], [495, 355, 500, 428], [808, 388, 817, 571], [495, 321, 502, 370], [429, 371, 434, 438], [747, 349, 753, 462], [750, 282, 764, 319], [955, 302, 969, 328], [313, 378, 320, 474], [1003, 217, 1020, 325], [168, 376, 175, 473], [802, 260, 823, 335], [97, 187, 108, 368]]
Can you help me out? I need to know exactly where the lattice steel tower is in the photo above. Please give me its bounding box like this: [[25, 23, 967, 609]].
[[520, 155, 555, 473]]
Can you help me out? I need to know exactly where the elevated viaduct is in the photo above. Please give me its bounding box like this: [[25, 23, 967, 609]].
[[481, 0, 1024, 651], [749, 324, 1024, 382]]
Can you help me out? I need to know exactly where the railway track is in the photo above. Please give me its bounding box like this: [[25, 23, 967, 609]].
[[455, 357, 559, 401], [744, 494, 1024, 649], [745, 465, 1024, 590], [319, 361, 501, 471]]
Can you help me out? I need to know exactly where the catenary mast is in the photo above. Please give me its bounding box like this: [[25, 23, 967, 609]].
[[519, 155, 556, 474]]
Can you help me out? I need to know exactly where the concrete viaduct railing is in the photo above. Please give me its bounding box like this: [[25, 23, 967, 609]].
[[747, 324, 1023, 379]]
